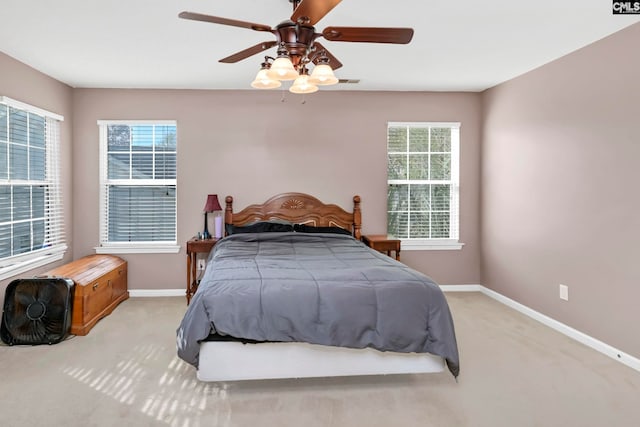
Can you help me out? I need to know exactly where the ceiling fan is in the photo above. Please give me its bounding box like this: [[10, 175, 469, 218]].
[[178, 0, 414, 92]]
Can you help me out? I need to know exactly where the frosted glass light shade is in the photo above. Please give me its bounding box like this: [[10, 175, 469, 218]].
[[289, 74, 318, 94], [267, 57, 298, 81], [309, 64, 338, 86], [251, 69, 281, 89]]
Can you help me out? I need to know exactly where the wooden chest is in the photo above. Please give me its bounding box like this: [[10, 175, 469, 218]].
[[44, 254, 128, 336]]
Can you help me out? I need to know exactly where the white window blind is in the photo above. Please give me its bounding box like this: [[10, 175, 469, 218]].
[[0, 96, 66, 273], [97, 121, 178, 253], [387, 122, 462, 250]]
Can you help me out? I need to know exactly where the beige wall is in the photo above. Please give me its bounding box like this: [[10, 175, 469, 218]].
[[0, 52, 74, 291], [3, 20, 638, 361], [481, 22, 640, 358], [72, 89, 482, 291]]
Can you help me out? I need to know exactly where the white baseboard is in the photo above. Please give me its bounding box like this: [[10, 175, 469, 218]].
[[129, 289, 184, 298], [440, 284, 483, 292], [441, 284, 640, 373]]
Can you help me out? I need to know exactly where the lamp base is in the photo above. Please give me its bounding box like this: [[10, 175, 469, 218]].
[[203, 212, 211, 239]]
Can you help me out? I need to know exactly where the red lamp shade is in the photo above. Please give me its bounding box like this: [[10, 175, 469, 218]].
[[203, 194, 222, 213]]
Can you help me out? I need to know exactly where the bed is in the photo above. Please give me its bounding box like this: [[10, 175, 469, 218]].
[[176, 192, 460, 381]]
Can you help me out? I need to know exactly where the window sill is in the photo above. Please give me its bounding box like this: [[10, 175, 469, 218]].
[[401, 239, 464, 251], [95, 244, 180, 254], [0, 249, 66, 282]]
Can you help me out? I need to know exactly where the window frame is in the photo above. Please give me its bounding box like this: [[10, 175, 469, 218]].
[[0, 96, 67, 280], [96, 120, 179, 254], [387, 121, 463, 251]]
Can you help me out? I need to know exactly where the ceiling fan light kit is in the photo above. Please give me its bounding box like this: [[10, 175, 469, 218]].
[[308, 61, 339, 86], [179, 0, 413, 95], [250, 67, 282, 89], [289, 68, 319, 94], [267, 48, 299, 81]]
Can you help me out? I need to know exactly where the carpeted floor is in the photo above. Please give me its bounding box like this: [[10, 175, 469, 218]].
[[0, 292, 638, 427]]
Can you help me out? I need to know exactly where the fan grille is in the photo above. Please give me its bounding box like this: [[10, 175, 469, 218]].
[[1, 278, 74, 345]]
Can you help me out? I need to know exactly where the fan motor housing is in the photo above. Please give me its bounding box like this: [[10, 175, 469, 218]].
[[274, 20, 317, 62]]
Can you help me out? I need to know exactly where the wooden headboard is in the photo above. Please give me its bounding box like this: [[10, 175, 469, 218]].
[[224, 192, 362, 239]]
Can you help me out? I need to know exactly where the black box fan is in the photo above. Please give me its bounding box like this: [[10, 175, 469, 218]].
[[1, 278, 74, 345]]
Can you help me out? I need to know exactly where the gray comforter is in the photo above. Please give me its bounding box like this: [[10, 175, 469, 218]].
[[176, 232, 460, 377]]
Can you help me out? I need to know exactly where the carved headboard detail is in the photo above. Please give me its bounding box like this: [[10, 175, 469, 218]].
[[280, 198, 305, 210], [225, 192, 362, 239]]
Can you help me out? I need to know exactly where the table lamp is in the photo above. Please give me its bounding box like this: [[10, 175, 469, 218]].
[[202, 194, 222, 239]]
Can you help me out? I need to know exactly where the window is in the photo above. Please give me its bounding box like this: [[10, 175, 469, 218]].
[[0, 97, 66, 279], [97, 121, 178, 253], [387, 122, 462, 250]]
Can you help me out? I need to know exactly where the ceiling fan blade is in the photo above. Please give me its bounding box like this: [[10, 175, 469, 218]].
[[178, 11, 272, 32], [322, 27, 414, 44], [311, 42, 343, 70], [219, 41, 278, 63], [291, 0, 342, 25]]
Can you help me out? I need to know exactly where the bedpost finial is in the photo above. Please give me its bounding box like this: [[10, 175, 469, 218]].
[[353, 195, 362, 240], [224, 196, 234, 237]]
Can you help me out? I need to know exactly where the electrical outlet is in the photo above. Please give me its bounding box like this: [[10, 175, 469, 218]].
[[559, 284, 569, 301], [197, 259, 206, 270]]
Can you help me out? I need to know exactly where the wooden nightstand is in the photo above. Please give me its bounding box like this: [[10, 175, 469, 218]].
[[186, 237, 218, 304], [362, 234, 401, 261]]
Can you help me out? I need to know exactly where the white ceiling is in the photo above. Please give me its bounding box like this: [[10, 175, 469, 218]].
[[1, 0, 638, 92]]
